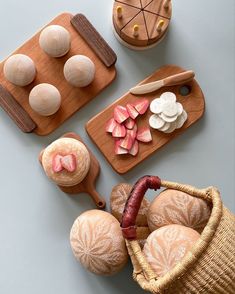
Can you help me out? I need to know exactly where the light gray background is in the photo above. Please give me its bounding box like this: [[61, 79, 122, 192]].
[[0, 1, 234, 293]]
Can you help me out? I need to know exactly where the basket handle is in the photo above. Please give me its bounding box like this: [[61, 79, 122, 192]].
[[121, 175, 211, 240], [121, 175, 161, 240]]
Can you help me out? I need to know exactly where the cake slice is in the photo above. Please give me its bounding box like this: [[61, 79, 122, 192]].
[[115, 0, 142, 9], [144, 11, 170, 45], [113, 2, 141, 35]]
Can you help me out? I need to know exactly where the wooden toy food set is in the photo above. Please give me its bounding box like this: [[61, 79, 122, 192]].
[[0, 2, 235, 294], [86, 65, 205, 174], [70, 175, 235, 293], [39, 133, 106, 208], [0, 13, 117, 135], [113, 0, 172, 50]]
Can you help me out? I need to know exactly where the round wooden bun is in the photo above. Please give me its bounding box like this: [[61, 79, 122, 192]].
[[42, 138, 90, 187], [39, 25, 71, 57], [3, 54, 36, 86], [111, 183, 150, 226], [63, 55, 95, 87], [143, 224, 200, 277], [29, 83, 61, 116], [70, 210, 128, 275], [147, 189, 211, 233]]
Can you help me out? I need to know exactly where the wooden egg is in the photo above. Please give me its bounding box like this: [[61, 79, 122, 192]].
[[111, 183, 150, 226], [29, 83, 61, 116], [39, 25, 71, 57], [63, 55, 95, 87], [143, 224, 200, 277], [3, 54, 36, 86], [147, 189, 211, 233], [41, 137, 90, 187], [70, 210, 128, 275]]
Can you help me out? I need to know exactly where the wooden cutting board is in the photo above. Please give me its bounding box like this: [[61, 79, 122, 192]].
[[39, 132, 106, 209], [86, 65, 205, 174], [0, 13, 116, 135]]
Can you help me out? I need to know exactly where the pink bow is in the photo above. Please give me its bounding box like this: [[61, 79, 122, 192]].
[[52, 154, 77, 173]]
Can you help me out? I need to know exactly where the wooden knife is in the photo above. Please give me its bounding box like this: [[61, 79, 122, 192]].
[[130, 70, 195, 95]]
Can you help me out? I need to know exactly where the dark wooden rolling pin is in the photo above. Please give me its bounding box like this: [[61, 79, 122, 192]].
[[0, 85, 36, 133], [71, 14, 117, 68]]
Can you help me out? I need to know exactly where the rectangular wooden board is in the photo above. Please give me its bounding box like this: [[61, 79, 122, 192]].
[[86, 65, 205, 174], [0, 13, 116, 135]]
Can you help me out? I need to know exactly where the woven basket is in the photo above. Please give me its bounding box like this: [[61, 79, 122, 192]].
[[121, 176, 235, 294]]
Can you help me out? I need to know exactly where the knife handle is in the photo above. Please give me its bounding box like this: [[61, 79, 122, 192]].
[[163, 70, 195, 87]]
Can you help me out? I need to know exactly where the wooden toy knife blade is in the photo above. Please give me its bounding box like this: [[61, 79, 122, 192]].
[[130, 70, 195, 95]]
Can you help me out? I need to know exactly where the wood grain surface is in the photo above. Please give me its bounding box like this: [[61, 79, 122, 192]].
[[116, 0, 142, 9], [86, 65, 205, 174], [39, 132, 106, 209], [0, 85, 36, 133], [0, 13, 116, 136], [71, 14, 117, 68]]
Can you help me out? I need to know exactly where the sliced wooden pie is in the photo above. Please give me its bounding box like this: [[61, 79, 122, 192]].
[[113, 0, 172, 49]]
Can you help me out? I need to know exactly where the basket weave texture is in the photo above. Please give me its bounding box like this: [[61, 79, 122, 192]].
[[124, 180, 235, 293]]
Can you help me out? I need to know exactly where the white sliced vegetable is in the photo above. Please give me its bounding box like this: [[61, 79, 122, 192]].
[[160, 112, 178, 123], [161, 101, 178, 117], [182, 110, 188, 122], [160, 92, 176, 103], [164, 121, 177, 133], [175, 110, 188, 129], [177, 102, 183, 116], [159, 122, 171, 132], [149, 114, 165, 129], [150, 98, 163, 114], [175, 113, 185, 129]]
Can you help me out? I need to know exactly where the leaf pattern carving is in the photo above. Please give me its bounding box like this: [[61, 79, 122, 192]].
[[148, 189, 211, 233], [143, 225, 200, 277], [111, 183, 149, 226], [70, 211, 128, 275]]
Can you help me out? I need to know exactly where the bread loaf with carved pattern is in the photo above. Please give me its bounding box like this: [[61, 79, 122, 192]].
[[70, 210, 128, 275]]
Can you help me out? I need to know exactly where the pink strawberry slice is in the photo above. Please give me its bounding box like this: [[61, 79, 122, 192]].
[[124, 118, 135, 130], [52, 154, 63, 173], [137, 127, 152, 143], [115, 141, 128, 155], [126, 103, 139, 119], [105, 118, 118, 133], [61, 154, 77, 172], [113, 105, 129, 124], [133, 99, 150, 115], [112, 123, 126, 138], [126, 125, 137, 140], [119, 133, 134, 150], [129, 140, 139, 156]]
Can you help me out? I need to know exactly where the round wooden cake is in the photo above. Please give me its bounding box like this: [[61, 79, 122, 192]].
[[113, 0, 172, 50]]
